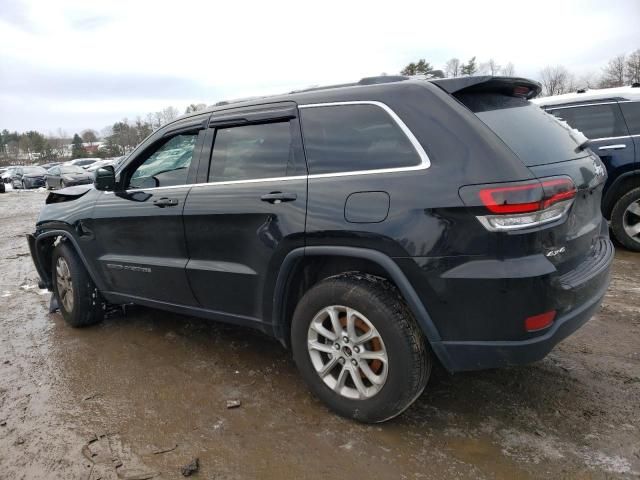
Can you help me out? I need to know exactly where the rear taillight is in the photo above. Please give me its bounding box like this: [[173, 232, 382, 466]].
[[460, 176, 576, 232]]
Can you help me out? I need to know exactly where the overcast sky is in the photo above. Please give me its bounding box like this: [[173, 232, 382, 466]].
[[1, 0, 638, 135]]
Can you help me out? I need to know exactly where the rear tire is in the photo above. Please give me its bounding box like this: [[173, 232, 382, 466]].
[[610, 187, 640, 252], [291, 273, 431, 423], [51, 242, 104, 327]]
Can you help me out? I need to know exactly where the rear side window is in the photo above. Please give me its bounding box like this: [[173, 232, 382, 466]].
[[548, 103, 628, 139], [299, 104, 421, 175], [620, 101, 640, 135], [208, 122, 294, 182], [458, 93, 588, 166]]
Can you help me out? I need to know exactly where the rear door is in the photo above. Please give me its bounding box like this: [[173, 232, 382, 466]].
[[619, 100, 640, 165], [89, 118, 207, 305], [545, 102, 635, 191], [183, 103, 307, 325]]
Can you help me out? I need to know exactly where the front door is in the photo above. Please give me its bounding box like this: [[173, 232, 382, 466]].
[[89, 126, 206, 305], [183, 104, 307, 325]]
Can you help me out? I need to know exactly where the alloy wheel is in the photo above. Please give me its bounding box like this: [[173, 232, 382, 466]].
[[622, 200, 640, 244], [307, 305, 388, 400], [56, 257, 74, 312]]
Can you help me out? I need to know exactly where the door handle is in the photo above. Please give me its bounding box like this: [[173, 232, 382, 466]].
[[598, 144, 627, 151], [153, 197, 179, 207], [260, 192, 297, 204]]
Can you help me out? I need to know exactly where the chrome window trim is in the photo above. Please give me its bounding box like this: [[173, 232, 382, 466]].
[[298, 100, 430, 175], [546, 101, 622, 110], [105, 101, 430, 194], [104, 175, 309, 194], [589, 134, 640, 142]]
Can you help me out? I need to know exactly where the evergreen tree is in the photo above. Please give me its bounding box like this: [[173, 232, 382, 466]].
[[71, 133, 85, 159], [461, 57, 478, 76]]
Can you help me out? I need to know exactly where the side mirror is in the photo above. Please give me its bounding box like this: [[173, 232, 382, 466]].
[[94, 166, 116, 191]]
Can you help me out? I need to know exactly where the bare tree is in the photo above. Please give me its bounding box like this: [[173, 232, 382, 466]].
[[625, 49, 640, 84], [481, 58, 502, 76], [600, 54, 626, 88], [501, 62, 515, 76], [539, 65, 575, 96], [185, 103, 207, 114], [81, 129, 98, 146], [161, 106, 179, 124], [445, 58, 461, 78], [577, 71, 600, 89]]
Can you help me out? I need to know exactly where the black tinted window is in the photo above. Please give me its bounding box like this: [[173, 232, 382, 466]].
[[459, 93, 587, 166], [208, 122, 293, 182], [548, 103, 628, 139], [300, 104, 421, 174], [620, 101, 640, 135], [129, 133, 197, 189]]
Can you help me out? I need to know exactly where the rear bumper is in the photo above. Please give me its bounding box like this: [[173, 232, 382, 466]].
[[436, 237, 613, 372], [24, 177, 46, 188]]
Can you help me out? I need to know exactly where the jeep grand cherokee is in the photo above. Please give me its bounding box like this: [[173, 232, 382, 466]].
[[28, 76, 613, 422]]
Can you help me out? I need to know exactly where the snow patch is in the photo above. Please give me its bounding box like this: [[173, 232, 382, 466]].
[[582, 450, 632, 475]]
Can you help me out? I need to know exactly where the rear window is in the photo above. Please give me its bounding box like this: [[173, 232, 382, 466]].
[[300, 104, 421, 175], [457, 93, 586, 166], [547, 103, 628, 139]]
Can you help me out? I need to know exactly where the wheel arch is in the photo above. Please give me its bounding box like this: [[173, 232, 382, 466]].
[[603, 170, 640, 218], [272, 246, 454, 371], [33, 230, 106, 292]]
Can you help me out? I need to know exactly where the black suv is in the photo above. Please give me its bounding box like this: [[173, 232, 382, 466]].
[[28, 76, 613, 422]]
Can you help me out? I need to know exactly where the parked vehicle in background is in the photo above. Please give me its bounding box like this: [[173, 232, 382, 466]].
[[45, 165, 94, 189], [85, 159, 115, 172], [533, 85, 640, 250], [29, 76, 613, 422], [9, 166, 48, 189], [64, 158, 100, 169], [2, 167, 17, 184], [40, 162, 62, 170]]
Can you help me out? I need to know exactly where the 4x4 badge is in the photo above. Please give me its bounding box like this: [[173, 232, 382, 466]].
[[546, 246, 566, 257]]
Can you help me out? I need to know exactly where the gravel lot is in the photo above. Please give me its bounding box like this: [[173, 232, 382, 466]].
[[1, 190, 639, 479]]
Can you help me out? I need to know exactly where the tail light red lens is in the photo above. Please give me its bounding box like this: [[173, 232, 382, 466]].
[[525, 310, 556, 332], [478, 177, 576, 214], [459, 176, 577, 231]]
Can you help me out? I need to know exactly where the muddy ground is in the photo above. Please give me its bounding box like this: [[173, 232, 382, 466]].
[[0, 189, 638, 480]]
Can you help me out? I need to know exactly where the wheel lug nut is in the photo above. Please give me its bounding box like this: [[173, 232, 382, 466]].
[[343, 336, 349, 343], [351, 359, 357, 366], [338, 357, 345, 365], [353, 346, 360, 353], [334, 343, 340, 350]]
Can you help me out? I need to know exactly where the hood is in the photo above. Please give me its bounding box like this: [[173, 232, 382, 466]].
[[45, 184, 94, 204]]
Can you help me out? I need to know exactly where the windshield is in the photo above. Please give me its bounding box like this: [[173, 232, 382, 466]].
[[23, 167, 47, 175], [456, 93, 588, 166], [61, 166, 85, 174]]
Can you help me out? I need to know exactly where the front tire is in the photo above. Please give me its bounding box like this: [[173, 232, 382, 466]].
[[610, 187, 640, 252], [51, 242, 104, 327], [291, 273, 431, 423]]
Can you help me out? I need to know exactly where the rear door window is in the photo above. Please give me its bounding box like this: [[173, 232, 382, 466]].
[[547, 103, 629, 139], [299, 103, 421, 175], [458, 93, 588, 166], [208, 121, 296, 182], [620, 101, 640, 135]]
